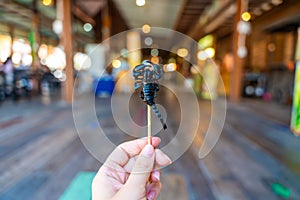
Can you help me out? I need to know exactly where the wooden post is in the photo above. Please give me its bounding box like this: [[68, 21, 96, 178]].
[[230, 0, 245, 102], [62, 0, 74, 103], [31, 0, 40, 71], [102, 0, 111, 41], [8, 25, 13, 57]]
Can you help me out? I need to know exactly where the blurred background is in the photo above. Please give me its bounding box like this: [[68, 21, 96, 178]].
[[0, 0, 300, 199]]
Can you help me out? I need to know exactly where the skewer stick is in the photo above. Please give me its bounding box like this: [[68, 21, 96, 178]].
[[147, 105, 152, 145]]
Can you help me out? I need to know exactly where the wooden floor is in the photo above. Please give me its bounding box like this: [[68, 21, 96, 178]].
[[0, 92, 300, 200]]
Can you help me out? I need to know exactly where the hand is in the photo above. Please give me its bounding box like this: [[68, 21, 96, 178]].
[[92, 137, 171, 200]]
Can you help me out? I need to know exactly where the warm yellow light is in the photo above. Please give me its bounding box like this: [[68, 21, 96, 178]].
[[45, 47, 66, 70], [23, 43, 32, 54], [142, 24, 151, 33], [0, 35, 12, 62], [42, 0, 52, 6], [136, 0, 145, 6], [74, 52, 92, 70], [151, 56, 159, 64], [177, 48, 188, 57], [38, 44, 48, 60], [205, 47, 215, 58], [112, 59, 121, 68], [12, 53, 22, 65], [12, 40, 23, 53], [241, 12, 251, 22], [165, 63, 177, 72], [22, 54, 33, 66]]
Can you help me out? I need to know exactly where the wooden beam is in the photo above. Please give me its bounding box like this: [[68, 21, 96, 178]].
[[61, 0, 74, 103], [187, 0, 235, 40], [173, 0, 189, 30], [31, 0, 40, 71], [72, 5, 96, 26], [230, 0, 246, 102]]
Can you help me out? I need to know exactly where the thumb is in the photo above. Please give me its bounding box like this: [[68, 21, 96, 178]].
[[126, 144, 155, 187]]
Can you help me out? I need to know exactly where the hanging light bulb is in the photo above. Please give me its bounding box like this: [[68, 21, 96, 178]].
[[241, 12, 251, 22], [42, 0, 52, 6], [136, 0, 145, 7]]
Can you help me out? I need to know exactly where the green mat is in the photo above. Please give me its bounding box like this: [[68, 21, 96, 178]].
[[59, 172, 96, 200]]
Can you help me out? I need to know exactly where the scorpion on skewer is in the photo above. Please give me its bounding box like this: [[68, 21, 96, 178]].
[[133, 60, 167, 130]]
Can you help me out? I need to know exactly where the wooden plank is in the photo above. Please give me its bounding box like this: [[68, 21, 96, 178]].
[[0, 128, 77, 192], [32, 139, 99, 200], [0, 110, 73, 159], [0, 172, 49, 200], [159, 173, 189, 200]]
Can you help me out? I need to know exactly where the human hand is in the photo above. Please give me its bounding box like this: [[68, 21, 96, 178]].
[[92, 137, 171, 200]]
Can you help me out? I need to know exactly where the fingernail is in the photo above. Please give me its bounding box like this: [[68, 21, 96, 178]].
[[141, 144, 154, 157], [163, 154, 172, 164], [152, 171, 160, 181], [148, 191, 156, 200]]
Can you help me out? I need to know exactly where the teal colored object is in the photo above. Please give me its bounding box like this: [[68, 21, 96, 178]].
[[270, 182, 291, 199], [59, 172, 96, 200]]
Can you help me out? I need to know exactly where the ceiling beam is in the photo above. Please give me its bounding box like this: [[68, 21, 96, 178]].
[[187, 0, 236, 40], [0, 1, 33, 19], [173, 0, 189, 30], [72, 4, 96, 26]]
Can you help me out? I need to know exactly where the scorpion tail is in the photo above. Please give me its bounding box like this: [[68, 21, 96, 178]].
[[151, 104, 167, 130]]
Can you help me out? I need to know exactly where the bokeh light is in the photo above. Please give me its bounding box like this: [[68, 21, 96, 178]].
[[241, 12, 251, 21], [144, 37, 153, 46], [42, 0, 52, 6], [177, 48, 188, 57], [197, 50, 207, 61], [151, 48, 159, 57], [164, 63, 177, 72], [83, 23, 93, 32], [142, 24, 151, 33], [22, 54, 33, 66], [136, 0, 145, 7], [12, 53, 22, 65], [205, 47, 215, 58], [74, 52, 92, 70], [112, 59, 121, 68], [38, 44, 48, 60]]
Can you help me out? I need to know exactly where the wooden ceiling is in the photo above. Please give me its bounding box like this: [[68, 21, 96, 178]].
[[173, 0, 212, 34], [75, 0, 105, 17], [173, 0, 288, 40], [0, 0, 291, 44], [0, 0, 95, 44]]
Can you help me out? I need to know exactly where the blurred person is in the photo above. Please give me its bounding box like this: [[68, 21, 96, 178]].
[[0, 67, 5, 101], [12, 65, 32, 101], [92, 137, 171, 200], [1, 56, 14, 95], [2, 56, 14, 84]]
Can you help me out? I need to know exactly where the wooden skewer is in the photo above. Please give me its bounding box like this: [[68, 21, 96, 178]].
[[147, 105, 152, 145], [147, 105, 152, 185]]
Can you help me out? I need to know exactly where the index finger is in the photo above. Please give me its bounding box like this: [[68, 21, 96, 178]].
[[104, 137, 161, 167]]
